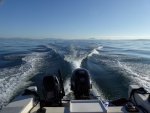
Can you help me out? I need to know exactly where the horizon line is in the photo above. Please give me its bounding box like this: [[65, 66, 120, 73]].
[[1, 37, 150, 41]]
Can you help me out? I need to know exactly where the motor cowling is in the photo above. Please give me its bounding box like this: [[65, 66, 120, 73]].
[[42, 75, 61, 105], [71, 68, 92, 99]]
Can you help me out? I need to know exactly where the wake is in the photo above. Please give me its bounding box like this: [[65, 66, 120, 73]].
[[63, 45, 104, 99], [118, 60, 150, 92], [64, 45, 103, 69], [0, 52, 49, 109]]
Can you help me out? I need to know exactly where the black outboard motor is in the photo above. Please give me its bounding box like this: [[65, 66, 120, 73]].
[[71, 68, 92, 99], [42, 75, 62, 106]]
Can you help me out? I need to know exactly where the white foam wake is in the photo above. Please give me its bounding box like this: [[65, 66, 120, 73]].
[[90, 80, 105, 100], [64, 45, 86, 69], [64, 45, 103, 69], [63, 45, 104, 99], [64, 56, 84, 69], [0, 52, 48, 108], [118, 60, 150, 92], [64, 77, 71, 96], [88, 46, 103, 57]]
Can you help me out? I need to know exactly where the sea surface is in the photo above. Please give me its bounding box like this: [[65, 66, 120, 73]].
[[0, 38, 150, 109]]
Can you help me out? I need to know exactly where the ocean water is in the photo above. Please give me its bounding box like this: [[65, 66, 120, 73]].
[[0, 38, 150, 109]]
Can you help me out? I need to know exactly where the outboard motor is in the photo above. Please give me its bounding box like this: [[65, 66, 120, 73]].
[[42, 75, 62, 106], [71, 68, 92, 99]]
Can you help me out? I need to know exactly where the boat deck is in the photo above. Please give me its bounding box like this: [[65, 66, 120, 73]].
[[30, 106, 143, 113], [0, 85, 149, 113]]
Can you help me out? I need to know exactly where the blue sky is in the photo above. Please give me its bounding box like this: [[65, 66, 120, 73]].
[[0, 0, 150, 39]]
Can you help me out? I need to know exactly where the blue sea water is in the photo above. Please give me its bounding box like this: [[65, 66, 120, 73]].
[[0, 38, 150, 108]]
